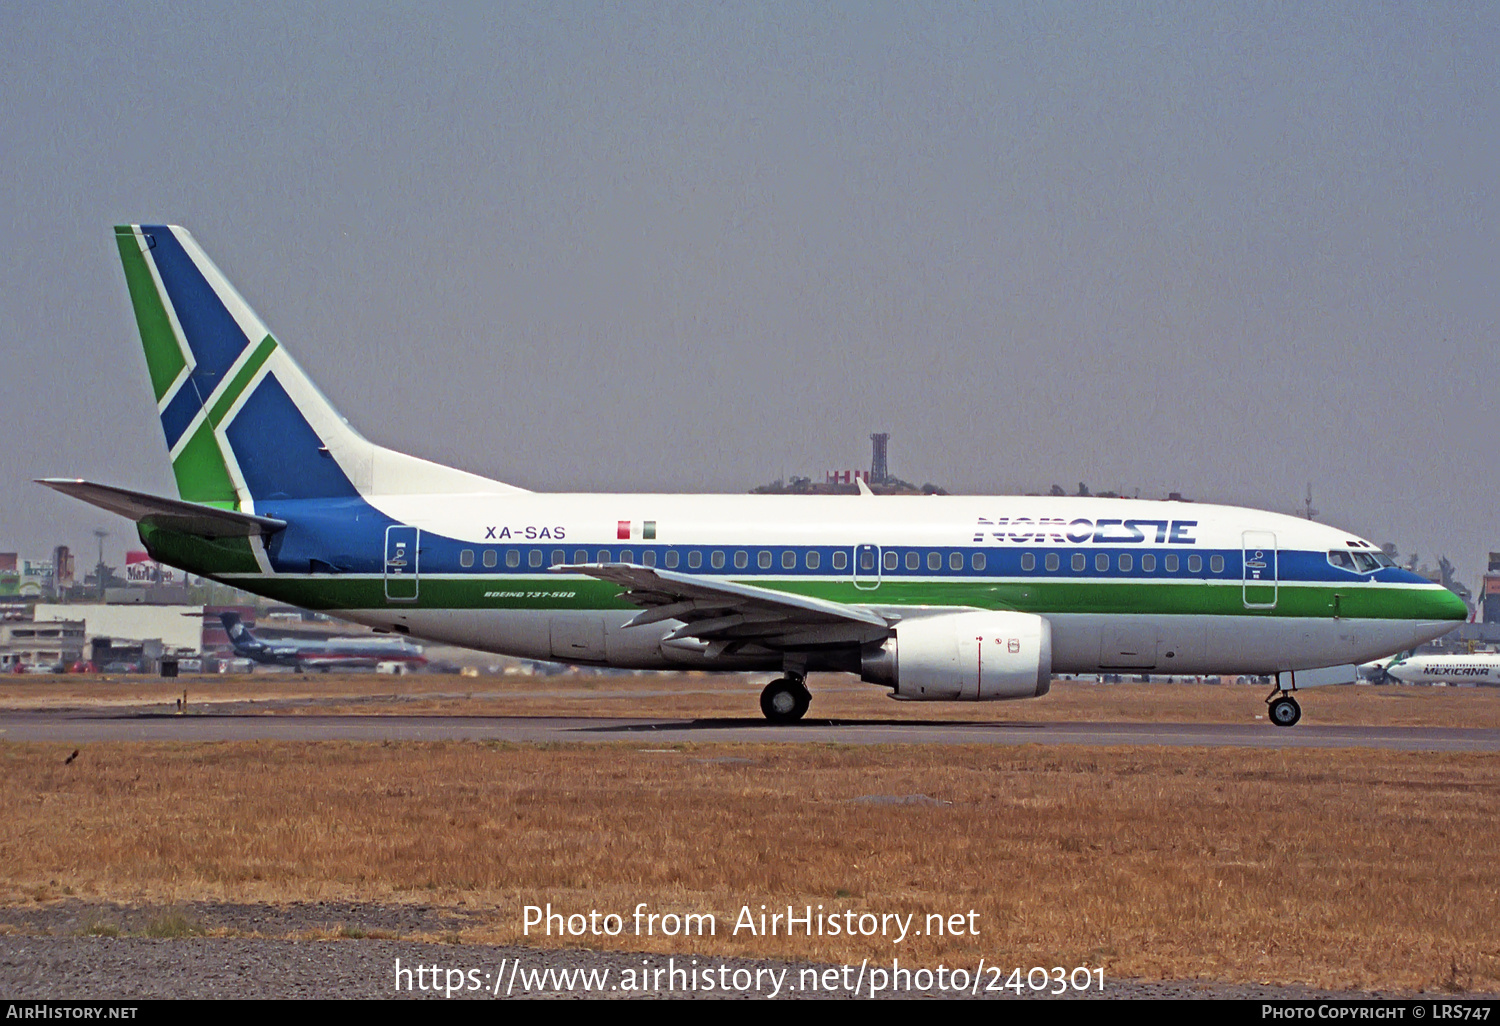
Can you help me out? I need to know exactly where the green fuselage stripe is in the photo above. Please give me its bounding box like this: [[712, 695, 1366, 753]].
[[204, 573, 1458, 622], [139, 524, 260, 574]]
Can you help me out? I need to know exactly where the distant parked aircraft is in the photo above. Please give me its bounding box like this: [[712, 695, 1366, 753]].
[[221, 612, 425, 672], [1359, 651, 1500, 686]]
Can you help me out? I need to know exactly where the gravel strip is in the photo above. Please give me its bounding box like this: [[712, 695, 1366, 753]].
[[0, 900, 1478, 1000]]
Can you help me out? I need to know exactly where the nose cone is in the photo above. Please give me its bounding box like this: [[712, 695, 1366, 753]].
[[1370, 577, 1471, 656], [1389, 569, 1470, 623], [1435, 587, 1470, 622]]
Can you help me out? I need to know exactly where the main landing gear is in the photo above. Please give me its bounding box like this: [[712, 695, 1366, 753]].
[[760, 674, 811, 724], [1268, 693, 1301, 727], [1266, 672, 1301, 727]]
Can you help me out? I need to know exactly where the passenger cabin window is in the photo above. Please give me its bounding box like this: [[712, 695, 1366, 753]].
[[782, 551, 796, 569], [971, 552, 986, 571], [806, 551, 820, 570], [1095, 553, 1109, 572], [596, 550, 610, 563], [1210, 555, 1224, 573], [574, 549, 588, 564], [618, 549, 633, 564], [905, 551, 919, 571], [1021, 553, 1036, 571], [1188, 554, 1203, 573], [460, 549, 474, 568], [1119, 553, 1132, 572], [860, 549, 875, 571], [551, 549, 565, 566], [665, 550, 680, 569], [950, 552, 963, 571], [1072, 553, 1085, 572], [1045, 553, 1059, 572], [833, 550, 848, 571], [711, 551, 725, 569], [529, 550, 544, 568], [688, 551, 703, 569], [734, 551, 748, 569], [928, 552, 942, 571], [1141, 553, 1156, 573], [1165, 554, 1179, 572], [884, 551, 899, 571], [758, 551, 772, 569], [642, 550, 657, 567]]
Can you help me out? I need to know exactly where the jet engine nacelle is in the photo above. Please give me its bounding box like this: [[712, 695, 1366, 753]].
[[861, 610, 1053, 701]]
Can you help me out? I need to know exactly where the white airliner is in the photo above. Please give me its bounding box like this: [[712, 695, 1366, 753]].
[[39, 226, 1468, 727], [220, 612, 426, 672], [1359, 651, 1500, 686]]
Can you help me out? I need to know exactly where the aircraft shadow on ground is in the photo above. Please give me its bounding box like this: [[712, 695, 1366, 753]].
[[571, 717, 1049, 733], [100, 709, 1046, 730]]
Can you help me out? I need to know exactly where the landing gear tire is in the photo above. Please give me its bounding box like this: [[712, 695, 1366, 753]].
[[1268, 695, 1302, 727], [760, 677, 811, 724]]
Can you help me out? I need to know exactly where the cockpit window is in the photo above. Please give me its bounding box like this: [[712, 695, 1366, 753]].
[[1330, 550, 1387, 573], [1328, 551, 1357, 572]]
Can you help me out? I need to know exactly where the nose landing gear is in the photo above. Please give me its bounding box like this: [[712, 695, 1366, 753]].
[[759, 674, 811, 724]]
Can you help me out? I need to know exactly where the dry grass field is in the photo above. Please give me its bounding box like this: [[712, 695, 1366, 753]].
[[3, 733, 1499, 993], [5, 671, 1500, 727]]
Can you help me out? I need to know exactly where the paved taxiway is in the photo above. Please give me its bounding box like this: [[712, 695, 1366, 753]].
[[1, 710, 1496, 751]]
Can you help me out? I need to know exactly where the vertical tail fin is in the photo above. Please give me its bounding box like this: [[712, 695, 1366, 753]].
[[220, 611, 251, 641], [114, 224, 524, 510], [220, 612, 267, 658]]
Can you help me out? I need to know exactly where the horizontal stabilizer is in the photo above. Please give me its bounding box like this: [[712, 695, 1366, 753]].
[[36, 479, 287, 538]]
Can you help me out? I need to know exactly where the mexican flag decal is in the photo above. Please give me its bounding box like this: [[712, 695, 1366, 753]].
[[617, 520, 658, 540]]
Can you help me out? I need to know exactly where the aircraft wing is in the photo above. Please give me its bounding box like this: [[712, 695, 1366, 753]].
[[36, 479, 286, 538], [553, 563, 893, 651]]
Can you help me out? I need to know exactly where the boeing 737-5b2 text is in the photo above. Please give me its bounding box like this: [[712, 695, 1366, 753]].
[[40, 226, 1467, 725]]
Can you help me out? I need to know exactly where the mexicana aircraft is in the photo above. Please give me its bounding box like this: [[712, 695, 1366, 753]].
[[40, 226, 1467, 726], [1359, 650, 1500, 686], [220, 612, 426, 672]]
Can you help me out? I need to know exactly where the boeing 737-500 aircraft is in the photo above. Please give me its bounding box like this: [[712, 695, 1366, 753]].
[[40, 226, 1468, 726]]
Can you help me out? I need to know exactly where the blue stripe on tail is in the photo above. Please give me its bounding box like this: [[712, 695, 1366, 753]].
[[140, 225, 252, 448], [224, 374, 360, 501]]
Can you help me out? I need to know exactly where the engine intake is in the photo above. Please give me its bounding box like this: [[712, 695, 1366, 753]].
[[861, 610, 1052, 700]]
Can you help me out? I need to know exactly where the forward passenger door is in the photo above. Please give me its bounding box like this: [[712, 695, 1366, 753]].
[[1242, 531, 1278, 609]]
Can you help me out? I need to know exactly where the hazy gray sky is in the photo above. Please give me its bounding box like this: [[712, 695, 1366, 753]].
[[2, 2, 1495, 583]]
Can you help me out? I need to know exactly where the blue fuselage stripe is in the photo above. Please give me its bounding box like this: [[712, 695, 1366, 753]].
[[245, 500, 1436, 590]]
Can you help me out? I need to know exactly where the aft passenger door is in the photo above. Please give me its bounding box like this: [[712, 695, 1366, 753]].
[[384, 525, 420, 602], [1242, 531, 1277, 609]]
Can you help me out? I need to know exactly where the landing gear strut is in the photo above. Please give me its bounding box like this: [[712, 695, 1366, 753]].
[[1266, 672, 1301, 727], [760, 674, 811, 724]]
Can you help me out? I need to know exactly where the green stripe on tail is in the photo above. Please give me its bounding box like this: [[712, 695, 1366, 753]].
[[113, 226, 186, 403]]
